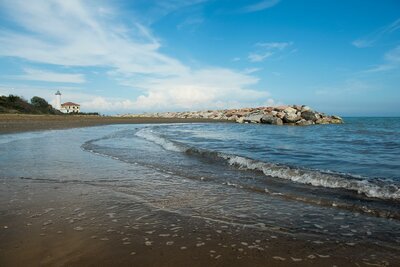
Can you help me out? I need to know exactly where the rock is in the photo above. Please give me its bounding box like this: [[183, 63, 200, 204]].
[[293, 105, 302, 111], [301, 110, 318, 121], [236, 117, 245, 123], [276, 112, 285, 119], [274, 106, 288, 112], [332, 115, 343, 121], [283, 107, 297, 114], [315, 118, 330, 124], [243, 114, 263, 123], [283, 113, 301, 123], [296, 119, 313, 126], [261, 115, 283, 125], [121, 105, 344, 126], [330, 118, 343, 124]]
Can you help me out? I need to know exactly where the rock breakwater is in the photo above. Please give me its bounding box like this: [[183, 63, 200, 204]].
[[119, 105, 343, 126]]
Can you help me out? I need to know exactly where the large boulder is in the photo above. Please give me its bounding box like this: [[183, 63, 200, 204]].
[[296, 119, 313, 126], [236, 117, 245, 123], [261, 114, 283, 125], [243, 114, 263, 123], [283, 113, 301, 123], [301, 110, 318, 121], [283, 107, 297, 114], [301, 105, 311, 112]]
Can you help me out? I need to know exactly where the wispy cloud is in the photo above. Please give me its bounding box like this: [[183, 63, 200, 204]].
[[11, 68, 86, 83], [352, 18, 400, 48], [177, 16, 204, 30], [362, 45, 400, 73], [314, 79, 376, 96], [129, 0, 209, 25], [248, 42, 293, 62], [242, 0, 280, 13]]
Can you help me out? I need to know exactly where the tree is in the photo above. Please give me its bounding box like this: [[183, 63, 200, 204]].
[[31, 96, 49, 108]]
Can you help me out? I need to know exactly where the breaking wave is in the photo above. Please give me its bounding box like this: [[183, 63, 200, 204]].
[[135, 128, 400, 201]]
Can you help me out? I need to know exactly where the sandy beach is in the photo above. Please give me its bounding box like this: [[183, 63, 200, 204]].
[[2, 177, 395, 267], [1, 117, 399, 266], [0, 114, 228, 134]]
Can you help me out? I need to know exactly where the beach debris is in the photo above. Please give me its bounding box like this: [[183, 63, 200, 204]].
[[145, 241, 153, 246], [130, 252, 136, 255], [196, 242, 205, 247], [180, 246, 187, 250], [215, 255, 222, 259], [4, 226, 8, 229], [307, 254, 316, 259], [42, 220, 53, 226], [159, 233, 170, 237]]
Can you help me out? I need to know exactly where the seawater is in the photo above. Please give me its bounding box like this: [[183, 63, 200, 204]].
[[1, 118, 399, 249]]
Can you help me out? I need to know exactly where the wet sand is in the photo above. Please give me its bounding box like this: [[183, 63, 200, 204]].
[[1, 177, 397, 267], [0, 114, 228, 134]]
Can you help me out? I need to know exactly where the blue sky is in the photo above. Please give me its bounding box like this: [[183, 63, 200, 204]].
[[0, 0, 399, 115]]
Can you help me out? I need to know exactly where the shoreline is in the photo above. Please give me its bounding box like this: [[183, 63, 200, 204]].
[[0, 114, 230, 134]]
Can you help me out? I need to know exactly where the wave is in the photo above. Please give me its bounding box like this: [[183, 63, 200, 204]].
[[135, 128, 400, 201], [135, 128, 187, 152]]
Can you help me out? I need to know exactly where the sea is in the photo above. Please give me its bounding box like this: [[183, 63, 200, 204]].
[[1, 117, 399, 249]]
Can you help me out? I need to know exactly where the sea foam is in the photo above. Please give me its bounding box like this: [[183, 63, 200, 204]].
[[135, 128, 400, 201]]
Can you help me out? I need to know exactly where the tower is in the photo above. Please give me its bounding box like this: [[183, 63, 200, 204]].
[[55, 90, 61, 110]]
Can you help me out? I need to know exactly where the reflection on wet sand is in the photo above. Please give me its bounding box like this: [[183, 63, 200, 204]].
[[1, 178, 398, 266]]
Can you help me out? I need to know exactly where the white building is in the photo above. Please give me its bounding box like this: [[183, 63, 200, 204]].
[[61, 102, 80, 113], [55, 90, 61, 110], [55, 90, 80, 113]]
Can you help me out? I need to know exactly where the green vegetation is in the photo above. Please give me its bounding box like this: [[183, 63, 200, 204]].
[[0, 94, 62, 114]]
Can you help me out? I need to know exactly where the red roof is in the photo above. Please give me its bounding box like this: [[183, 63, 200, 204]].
[[61, 102, 80, 106]]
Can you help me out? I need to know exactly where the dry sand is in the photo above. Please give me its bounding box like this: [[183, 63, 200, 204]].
[[0, 114, 229, 134]]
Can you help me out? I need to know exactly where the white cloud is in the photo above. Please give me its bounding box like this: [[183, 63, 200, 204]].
[[0, 0, 188, 76], [242, 0, 280, 13], [248, 42, 293, 62], [11, 68, 86, 83], [352, 18, 400, 48], [0, 0, 275, 112], [119, 68, 270, 111]]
